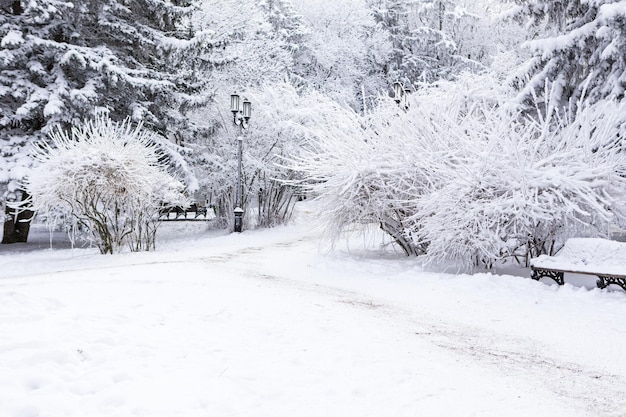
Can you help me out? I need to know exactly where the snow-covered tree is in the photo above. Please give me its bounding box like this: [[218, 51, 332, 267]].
[[288, 69, 509, 257], [255, 0, 311, 86], [195, 0, 293, 88], [368, 0, 482, 88], [292, 0, 390, 111], [369, 0, 418, 85], [511, 0, 626, 106], [414, 90, 626, 268], [26, 116, 189, 254], [447, 0, 524, 65]]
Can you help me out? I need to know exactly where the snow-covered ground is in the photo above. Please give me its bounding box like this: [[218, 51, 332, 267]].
[[1, 202, 625, 417]]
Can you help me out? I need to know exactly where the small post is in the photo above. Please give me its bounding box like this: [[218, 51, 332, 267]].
[[393, 81, 403, 104], [233, 207, 244, 233]]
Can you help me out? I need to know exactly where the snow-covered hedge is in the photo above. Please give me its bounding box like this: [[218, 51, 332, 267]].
[[291, 77, 626, 269], [26, 116, 189, 254]]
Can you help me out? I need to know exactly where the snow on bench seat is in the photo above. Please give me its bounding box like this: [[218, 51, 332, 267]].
[[530, 238, 626, 290]]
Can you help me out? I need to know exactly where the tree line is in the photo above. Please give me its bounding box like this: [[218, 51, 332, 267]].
[[1, 0, 625, 266]]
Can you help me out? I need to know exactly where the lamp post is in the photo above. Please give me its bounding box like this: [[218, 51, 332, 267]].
[[230, 92, 252, 233], [393, 81, 411, 109]]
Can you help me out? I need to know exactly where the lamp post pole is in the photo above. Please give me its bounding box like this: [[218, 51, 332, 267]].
[[230, 92, 252, 233]]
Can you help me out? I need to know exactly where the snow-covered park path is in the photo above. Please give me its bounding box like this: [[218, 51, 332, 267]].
[[1, 203, 626, 417]]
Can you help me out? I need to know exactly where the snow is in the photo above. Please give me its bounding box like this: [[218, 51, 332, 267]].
[[9, 164, 30, 182], [531, 237, 626, 275], [59, 50, 87, 69], [43, 94, 64, 118], [1, 202, 626, 417], [599, 2, 626, 20], [1, 30, 24, 48]]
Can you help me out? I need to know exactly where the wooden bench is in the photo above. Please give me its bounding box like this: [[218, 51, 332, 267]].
[[530, 238, 626, 291]]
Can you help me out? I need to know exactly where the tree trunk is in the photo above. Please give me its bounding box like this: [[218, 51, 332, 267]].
[[380, 217, 423, 257], [2, 191, 33, 244], [12, 0, 22, 15]]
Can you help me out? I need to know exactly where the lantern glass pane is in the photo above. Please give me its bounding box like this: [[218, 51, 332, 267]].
[[242, 100, 251, 119], [231, 94, 240, 112], [393, 82, 403, 99]]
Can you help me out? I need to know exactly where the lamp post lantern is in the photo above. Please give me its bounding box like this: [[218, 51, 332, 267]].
[[392, 81, 410, 109], [230, 92, 251, 233], [393, 81, 404, 104]]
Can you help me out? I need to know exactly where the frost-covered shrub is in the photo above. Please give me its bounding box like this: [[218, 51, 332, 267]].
[[292, 74, 626, 269], [290, 95, 435, 255], [415, 97, 626, 268], [26, 116, 189, 254]]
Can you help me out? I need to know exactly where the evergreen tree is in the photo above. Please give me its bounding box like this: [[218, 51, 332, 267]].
[[369, 0, 480, 89], [292, 0, 390, 112], [512, 0, 626, 106], [197, 0, 291, 88], [255, 0, 311, 86]]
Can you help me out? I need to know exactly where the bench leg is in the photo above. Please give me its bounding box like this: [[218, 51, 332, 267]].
[[531, 267, 564, 285], [597, 275, 626, 291]]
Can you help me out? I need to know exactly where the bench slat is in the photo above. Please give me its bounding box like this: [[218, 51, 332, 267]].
[[531, 265, 626, 279]]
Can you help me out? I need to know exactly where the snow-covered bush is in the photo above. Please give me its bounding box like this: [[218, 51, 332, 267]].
[[26, 116, 189, 254], [414, 95, 626, 268], [289, 71, 511, 257], [288, 94, 430, 255], [291, 73, 626, 269]]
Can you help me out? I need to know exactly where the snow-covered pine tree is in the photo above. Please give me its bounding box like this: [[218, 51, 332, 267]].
[[255, 0, 311, 86], [369, 0, 416, 86], [291, 0, 390, 112], [0, 0, 213, 242], [196, 0, 292, 88], [512, 0, 626, 106], [369, 0, 481, 88]]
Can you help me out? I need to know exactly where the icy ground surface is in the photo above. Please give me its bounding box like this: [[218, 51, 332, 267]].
[[1, 202, 626, 417]]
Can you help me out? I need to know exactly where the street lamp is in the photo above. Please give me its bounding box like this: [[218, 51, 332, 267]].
[[393, 81, 410, 109], [393, 81, 403, 103], [230, 92, 251, 233]]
